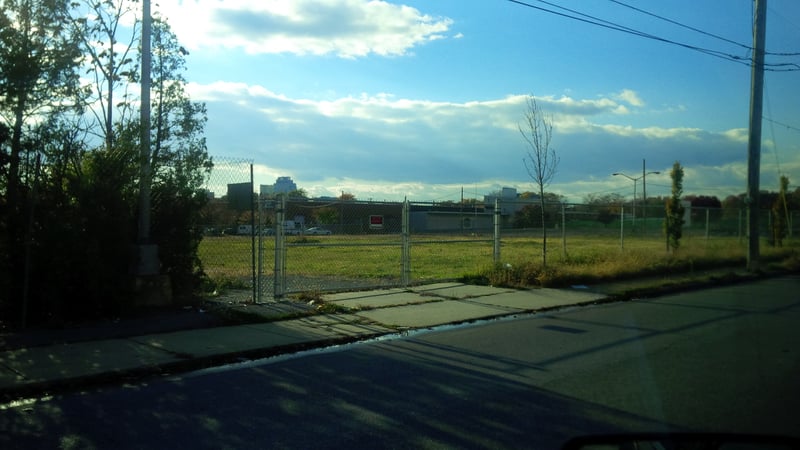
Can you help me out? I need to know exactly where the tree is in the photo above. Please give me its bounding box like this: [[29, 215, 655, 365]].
[[770, 175, 789, 247], [288, 188, 307, 199], [585, 193, 624, 227], [685, 194, 722, 222], [73, 0, 139, 151], [338, 191, 355, 201], [664, 161, 685, 252], [519, 95, 559, 266], [0, 0, 84, 320]]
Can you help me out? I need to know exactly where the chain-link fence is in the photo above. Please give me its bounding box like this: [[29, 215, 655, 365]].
[[199, 187, 796, 301], [197, 158, 255, 299]]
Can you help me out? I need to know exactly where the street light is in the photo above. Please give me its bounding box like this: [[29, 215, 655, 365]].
[[613, 164, 660, 227], [613, 172, 639, 224]]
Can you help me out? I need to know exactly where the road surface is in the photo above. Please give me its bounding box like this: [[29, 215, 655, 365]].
[[1, 276, 798, 449]]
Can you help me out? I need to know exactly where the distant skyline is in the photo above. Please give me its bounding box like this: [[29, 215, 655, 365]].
[[150, 0, 799, 202]]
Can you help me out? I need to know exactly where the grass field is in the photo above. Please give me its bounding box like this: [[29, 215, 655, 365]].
[[198, 232, 799, 291]]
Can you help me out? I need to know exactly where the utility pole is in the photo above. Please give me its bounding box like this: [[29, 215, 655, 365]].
[[136, 0, 158, 275], [746, 0, 767, 271]]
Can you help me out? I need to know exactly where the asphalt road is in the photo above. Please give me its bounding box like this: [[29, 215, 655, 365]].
[[1, 276, 798, 449]]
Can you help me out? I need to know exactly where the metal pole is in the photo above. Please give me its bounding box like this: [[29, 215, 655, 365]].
[[136, 0, 158, 275], [561, 202, 566, 258], [620, 204, 624, 251], [401, 199, 410, 286], [493, 199, 501, 263], [642, 159, 647, 234], [274, 195, 285, 298], [250, 164, 256, 303], [257, 195, 263, 303], [632, 180, 637, 229], [746, 0, 767, 271]]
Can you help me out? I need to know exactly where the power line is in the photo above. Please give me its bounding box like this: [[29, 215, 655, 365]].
[[763, 116, 800, 132], [607, 0, 800, 57], [505, 0, 800, 72]]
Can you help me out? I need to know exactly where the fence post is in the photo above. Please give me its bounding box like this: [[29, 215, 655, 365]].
[[250, 164, 256, 303], [739, 208, 743, 243], [561, 202, 567, 258], [493, 199, 501, 263], [274, 195, 286, 298], [620, 205, 625, 251], [705, 208, 710, 242], [401, 199, 410, 287], [257, 196, 263, 303]]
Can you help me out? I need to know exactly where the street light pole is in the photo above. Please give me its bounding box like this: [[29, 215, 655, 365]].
[[613, 173, 637, 226], [136, 0, 158, 275], [614, 165, 660, 230]]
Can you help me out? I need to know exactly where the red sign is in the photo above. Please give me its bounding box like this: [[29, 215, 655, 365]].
[[369, 215, 384, 229]]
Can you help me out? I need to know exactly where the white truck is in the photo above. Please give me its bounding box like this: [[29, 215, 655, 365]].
[[282, 220, 303, 235]]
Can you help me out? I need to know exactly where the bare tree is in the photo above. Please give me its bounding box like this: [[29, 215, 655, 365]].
[[74, 0, 140, 151], [519, 95, 559, 267]]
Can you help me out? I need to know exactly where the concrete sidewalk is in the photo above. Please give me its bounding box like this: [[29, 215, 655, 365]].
[[0, 282, 606, 400]]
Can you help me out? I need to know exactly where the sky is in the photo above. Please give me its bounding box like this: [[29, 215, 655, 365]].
[[147, 0, 799, 203]]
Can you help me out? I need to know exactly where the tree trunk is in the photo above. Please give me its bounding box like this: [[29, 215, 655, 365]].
[[540, 188, 547, 267]]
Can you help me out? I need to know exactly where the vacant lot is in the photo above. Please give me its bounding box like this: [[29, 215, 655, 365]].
[[198, 231, 798, 291]]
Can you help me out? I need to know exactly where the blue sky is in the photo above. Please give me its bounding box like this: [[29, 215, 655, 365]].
[[152, 0, 799, 202]]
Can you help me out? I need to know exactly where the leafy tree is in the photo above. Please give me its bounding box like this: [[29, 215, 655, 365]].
[[288, 188, 308, 199], [685, 195, 722, 222], [0, 0, 84, 321], [519, 95, 559, 267], [769, 175, 789, 247], [584, 193, 624, 226], [513, 204, 552, 229], [314, 207, 339, 225], [664, 161, 685, 252], [338, 191, 355, 201]]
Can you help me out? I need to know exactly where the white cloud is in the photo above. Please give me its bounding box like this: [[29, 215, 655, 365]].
[[722, 128, 748, 143], [157, 0, 453, 58], [190, 82, 799, 201], [615, 89, 645, 107]]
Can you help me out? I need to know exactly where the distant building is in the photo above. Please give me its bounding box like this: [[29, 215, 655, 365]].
[[227, 182, 252, 211], [260, 176, 298, 197], [482, 187, 545, 222], [274, 176, 297, 194]]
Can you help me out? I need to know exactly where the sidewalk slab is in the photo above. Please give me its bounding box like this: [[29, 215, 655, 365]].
[[409, 283, 518, 299], [355, 299, 522, 328], [285, 314, 393, 335], [131, 322, 335, 359], [468, 288, 605, 310], [323, 288, 408, 302], [0, 339, 177, 388], [326, 291, 440, 309]]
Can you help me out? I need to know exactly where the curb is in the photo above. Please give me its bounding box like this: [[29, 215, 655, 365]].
[[1, 269, 793, 404]]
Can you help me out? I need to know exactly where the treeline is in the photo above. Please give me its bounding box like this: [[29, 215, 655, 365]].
[[1, 1, 212, 327]]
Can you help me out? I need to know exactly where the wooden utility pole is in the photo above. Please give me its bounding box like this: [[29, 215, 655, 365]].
[[746, 0, 767, 271]]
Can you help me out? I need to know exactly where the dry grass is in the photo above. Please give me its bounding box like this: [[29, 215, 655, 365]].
[[198, 233, 799, 289]]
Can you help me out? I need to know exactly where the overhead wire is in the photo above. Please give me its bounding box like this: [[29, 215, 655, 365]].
[[505, 0, 800, 71], [763, 117, 800, 133], [608, 0, 800, 57]]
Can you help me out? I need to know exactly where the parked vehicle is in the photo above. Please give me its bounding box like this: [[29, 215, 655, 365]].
[[283, 220, 303, 235], [305, 227, 332, 235], [237, 224, 253, 235]]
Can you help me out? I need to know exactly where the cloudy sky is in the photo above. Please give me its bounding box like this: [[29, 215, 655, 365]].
[[151, 0, 799, 202]]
